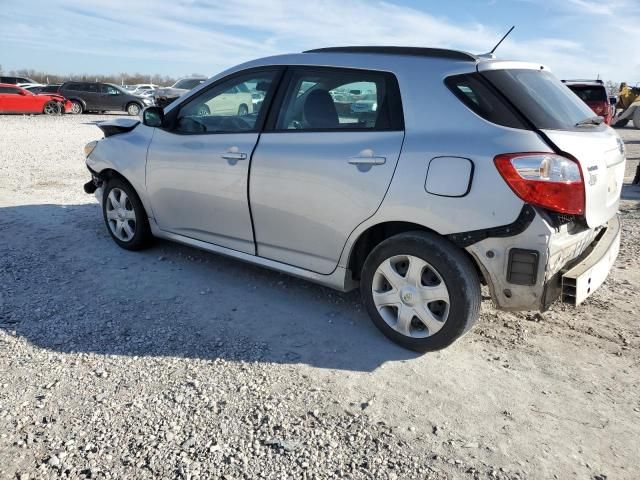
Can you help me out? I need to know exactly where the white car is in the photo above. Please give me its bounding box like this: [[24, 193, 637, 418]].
[[83, 46, 624, 352], [129, 84, 159, 95]]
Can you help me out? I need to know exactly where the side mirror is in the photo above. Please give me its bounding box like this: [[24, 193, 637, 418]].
[[609, 96, 617, 106], [142, 106, 164, 127], [18, 90, 27, 95]]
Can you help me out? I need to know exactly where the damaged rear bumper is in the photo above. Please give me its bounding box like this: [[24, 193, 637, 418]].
[[466, 209, 620, 311]]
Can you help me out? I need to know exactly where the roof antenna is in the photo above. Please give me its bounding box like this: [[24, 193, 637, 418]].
[[479, 26, 515, 59]]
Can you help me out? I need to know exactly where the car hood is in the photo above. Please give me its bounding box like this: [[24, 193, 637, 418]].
[[38, 94, 67, 102]]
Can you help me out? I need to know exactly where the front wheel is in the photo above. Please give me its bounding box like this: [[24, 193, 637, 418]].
[[69, 100, 83, 114], [126, 103, 141, 116], [102, 179, 152, 250], [360, 232, 481, 352], [43, 101, 61, 115]]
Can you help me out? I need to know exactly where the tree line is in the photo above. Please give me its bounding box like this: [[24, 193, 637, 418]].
[[0, 66, 207, 87]]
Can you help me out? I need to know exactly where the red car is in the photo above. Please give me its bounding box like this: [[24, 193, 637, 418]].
[[562, 79, 613, 125], [0, 83, 73, 115]]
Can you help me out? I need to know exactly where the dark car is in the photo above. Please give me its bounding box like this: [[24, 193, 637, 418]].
[[59, 82, 153, 115], [562, 79, 613, 125], [0, 75, 37, 85], [152, 77, 207, 108]]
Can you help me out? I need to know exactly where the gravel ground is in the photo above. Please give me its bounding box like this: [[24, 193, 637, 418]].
[[0, 114, 639, 480]]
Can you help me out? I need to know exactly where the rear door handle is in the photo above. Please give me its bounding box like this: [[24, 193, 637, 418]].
[[348, 156, 386, 165], [221, 152, 248, 161]]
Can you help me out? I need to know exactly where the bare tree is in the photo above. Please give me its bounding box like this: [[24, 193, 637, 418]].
[[2, 67, 180, 86]]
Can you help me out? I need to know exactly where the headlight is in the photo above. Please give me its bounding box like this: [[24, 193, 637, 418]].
[[84, 140, 98, 158]]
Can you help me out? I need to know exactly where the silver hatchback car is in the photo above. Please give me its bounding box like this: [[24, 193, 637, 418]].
[[84, 47, 624, 352]]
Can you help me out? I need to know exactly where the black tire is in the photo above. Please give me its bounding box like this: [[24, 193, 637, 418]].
[[43, 101, 61, 115], [70, 100, 83, 114], [102, 178, 152, 251], [614, 118, 629, 128], [360, 231, 481, 353], [633, 109, 640, 130], [238, 104, 249, 116], [126, 103, 141, 116]]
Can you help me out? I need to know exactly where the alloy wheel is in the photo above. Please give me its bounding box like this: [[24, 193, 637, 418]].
[[105, 188, 137, 242]]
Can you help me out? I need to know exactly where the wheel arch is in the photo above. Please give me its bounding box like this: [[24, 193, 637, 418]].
[[68, 97, 87, 109], [346, 220, 484, 284], [95, 168, 153, 219]]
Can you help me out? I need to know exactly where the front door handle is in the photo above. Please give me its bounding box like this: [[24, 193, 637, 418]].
[[221, 152, 248, 161]]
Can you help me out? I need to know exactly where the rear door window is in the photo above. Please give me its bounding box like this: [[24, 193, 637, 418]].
[[273, 67, 403, 131], [481, 69, 599, 130]]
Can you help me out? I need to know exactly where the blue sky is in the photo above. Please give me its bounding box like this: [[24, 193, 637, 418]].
[[1, 0, 638, 82]]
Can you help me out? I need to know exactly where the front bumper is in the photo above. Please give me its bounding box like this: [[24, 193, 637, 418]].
[[467, 210, 620, 311]]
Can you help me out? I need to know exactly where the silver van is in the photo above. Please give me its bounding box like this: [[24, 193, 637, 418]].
[[84, 47, 624, 352]]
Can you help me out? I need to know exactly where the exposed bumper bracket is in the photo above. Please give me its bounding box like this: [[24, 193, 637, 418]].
[[561, 216, 621, 305]]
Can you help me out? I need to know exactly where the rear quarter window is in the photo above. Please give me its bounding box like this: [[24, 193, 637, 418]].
[[445, 73, 527, 129]]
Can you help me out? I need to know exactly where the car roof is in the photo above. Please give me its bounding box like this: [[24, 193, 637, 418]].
[[304, 46, 477, 62]]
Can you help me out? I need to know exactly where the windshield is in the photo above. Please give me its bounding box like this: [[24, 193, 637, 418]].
[[482, 69, 599, 130], [173, 79, 205, 90]]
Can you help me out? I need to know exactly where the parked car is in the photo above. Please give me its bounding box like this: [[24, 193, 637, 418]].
[[83, 46, 624, 352], [152, 77, 207, 108], [59, 82, 153, 115], [562, 79, 613, 125], [0, 76, 37, 85], [0, 83, 72, 114], [199, 83, 253, 116], [129, 84, 159, 95]]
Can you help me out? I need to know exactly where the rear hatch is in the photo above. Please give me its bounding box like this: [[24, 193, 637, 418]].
[[479, 65, 625, 228]]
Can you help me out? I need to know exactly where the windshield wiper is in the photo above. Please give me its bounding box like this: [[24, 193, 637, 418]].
[[575, 116, 604, 127]]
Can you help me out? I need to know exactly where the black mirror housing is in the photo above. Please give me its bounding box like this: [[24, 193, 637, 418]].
[[143, 106, 164, 127]]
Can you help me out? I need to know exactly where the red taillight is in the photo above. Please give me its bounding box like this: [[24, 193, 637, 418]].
[[494, 153, 585, 215]]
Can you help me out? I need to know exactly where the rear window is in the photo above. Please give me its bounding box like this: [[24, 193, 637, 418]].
[[566, 85, 607, 102], [445, 73, 526, 129], [481, 69, 599, 131]]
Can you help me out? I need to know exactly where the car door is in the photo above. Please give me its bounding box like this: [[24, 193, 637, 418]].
[[250, 66, 405, 274], [0, 86, 25, 112], [146, 68, 281, 254], [98, 84, 119, 110], [80, 83, 100, 110]]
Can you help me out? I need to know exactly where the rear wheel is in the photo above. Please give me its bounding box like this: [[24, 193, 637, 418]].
[[43, 101, 61, 115], [102, 178, 152, 250], [126, 103, 141, 116], [633, 108, 640, 129], [70, 100, 83, 114], [238, 104, 249, 116], [360, 232, 481, 352]]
